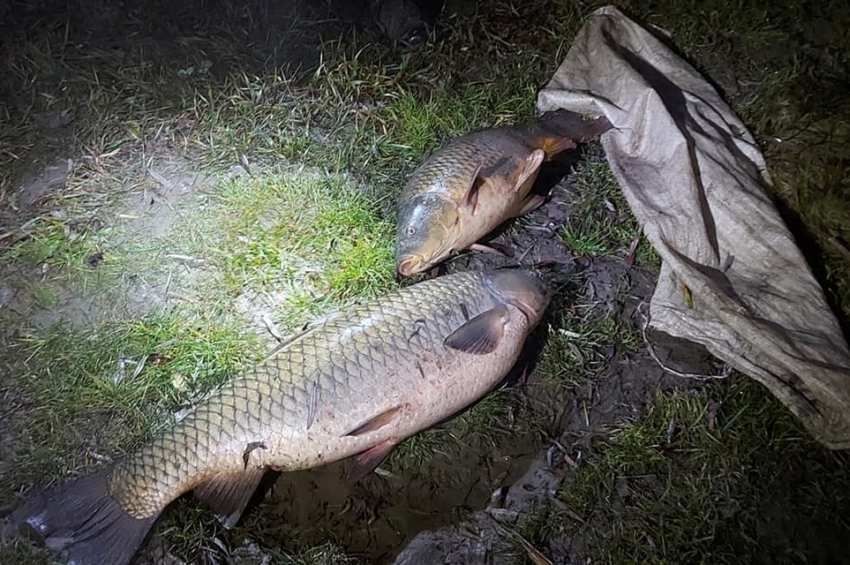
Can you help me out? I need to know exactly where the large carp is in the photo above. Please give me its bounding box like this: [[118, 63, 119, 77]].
[[7, 269, 549, 565], [395, 110, 611, 276]]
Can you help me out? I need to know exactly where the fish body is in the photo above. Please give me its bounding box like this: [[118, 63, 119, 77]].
[[395, 110, 612, 276], [8, 269, 550, 565]]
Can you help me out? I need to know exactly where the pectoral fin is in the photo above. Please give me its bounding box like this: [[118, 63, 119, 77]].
[[444, 304, 508, 355], [348, 438, 398, 481], [478, 150, 544, 195], [469, 242, 509, 256], [514, 149, 545, 192], [464, 163, 484, 214], [478, 155, 520, 194], [194, 467, 266, 528]]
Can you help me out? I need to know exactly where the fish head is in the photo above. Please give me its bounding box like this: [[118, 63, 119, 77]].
[[396, 193, 461, 276], [484, 269, 551, 326]]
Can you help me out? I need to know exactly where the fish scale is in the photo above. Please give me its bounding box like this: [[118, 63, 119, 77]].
[[109, 271, 497, 518], [402, 136, 506, 200]]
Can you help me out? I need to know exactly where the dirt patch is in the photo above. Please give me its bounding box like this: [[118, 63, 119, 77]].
[[117, 155, 209, 241], [13, 156, 74, 210], [259, 412, 542, 563], [0, 152, 214, 333]]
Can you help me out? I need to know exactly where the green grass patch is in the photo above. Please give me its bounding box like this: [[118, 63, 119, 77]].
[[537, 305, 642, 388], [29, 283, 59, 309], [379, 81, 538, 160], [1, 312, 254, 499], [562, 145, 659, 267], [547, 380, 850, 564], [209, 171, 396, 329], [5, 218, 104, 273]]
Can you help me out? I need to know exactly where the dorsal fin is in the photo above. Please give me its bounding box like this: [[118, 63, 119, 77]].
[[475, 150, 544, 195]]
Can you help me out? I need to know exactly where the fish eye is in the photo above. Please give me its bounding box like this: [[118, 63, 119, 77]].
[[406, 226, 416, 236]]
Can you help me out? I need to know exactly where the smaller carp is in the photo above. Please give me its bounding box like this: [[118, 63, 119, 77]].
[[395, 110, 611, 276]]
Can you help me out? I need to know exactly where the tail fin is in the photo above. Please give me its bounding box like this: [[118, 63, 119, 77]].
[[537, 109, 613, 143], [5, 471, 157, 565]]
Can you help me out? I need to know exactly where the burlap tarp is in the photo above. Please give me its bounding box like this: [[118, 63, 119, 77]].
[[537, 6, 850, 448]]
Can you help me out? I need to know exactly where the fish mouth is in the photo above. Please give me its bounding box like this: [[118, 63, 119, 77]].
[[396, 255, 424, 277], [396, 240, 454, 277]]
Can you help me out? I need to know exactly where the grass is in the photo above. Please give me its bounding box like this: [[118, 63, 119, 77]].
[[537, 304, 642, 388], [214, 173, 394, 296], [0, 313, 254, 500], [5, 218, 102, 272], [562, 144, 660, 267], [206, 171, 396, 331], [518, 378, 850, 564]]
